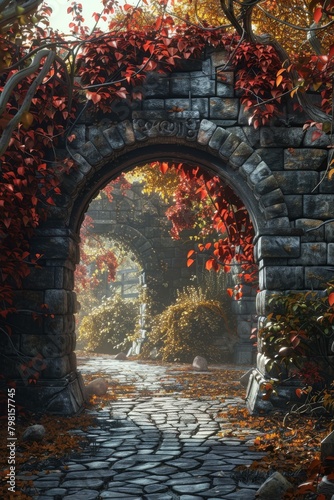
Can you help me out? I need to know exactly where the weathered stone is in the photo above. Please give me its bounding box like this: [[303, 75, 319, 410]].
[[303, 195, 334, 219], [103, 126, 125, 150], [256, 472, 292, 499], [255, 148, 283, 170], [219, 134, 241, 160], [209, 97, 239, 119], [117, 120, 136, 145], [303, 127, 331, 147], [259, 266, 304, 290], [207, 126, 229, 152], [290, 242, 327, 265], [240, 152, 262, 178], [170, 73, 190, 95], [197, 120, 217, 145], [88, 126, 114, 157], [249, 162, 272, 186], [22, 424, 46, 442], [273, 171, 319, 194], [305, 266, 333, 289], [85, 378, 108, 400], [284, 148, 327, 170], [191, 72, 215, 96], [192, 356, 208, 371], [253, 175, 278, 197], [260, 127, 304, 147], [230, 142, 254, 168], [285, 195, 303, 218], [114, 352, 127, 360], [256, 236, 300, 259]]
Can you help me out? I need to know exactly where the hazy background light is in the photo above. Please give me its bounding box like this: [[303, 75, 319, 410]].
[[47, 0, 107, 33]]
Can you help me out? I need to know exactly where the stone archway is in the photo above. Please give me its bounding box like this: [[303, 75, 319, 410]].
[[7, 48, 332, 414]]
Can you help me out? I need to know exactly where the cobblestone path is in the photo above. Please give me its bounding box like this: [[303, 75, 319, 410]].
[[23, 358, 267, 500]]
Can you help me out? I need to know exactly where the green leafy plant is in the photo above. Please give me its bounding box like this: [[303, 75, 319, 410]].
[[259, 284, 334, 388], [78, 294, 139, 354], [142, 275, 237, 362]]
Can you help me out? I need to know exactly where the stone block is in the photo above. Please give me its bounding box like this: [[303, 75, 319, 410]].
[[285, 195, 303, 218], [210, 50, 230, 68], [253, 175, 278, 197], [209, 97, 239, 119], [265, 203, 289, 219], [259, 189, 285, 209], [23, 267, 55, 290], [103, 126, 125, 150], [216, 80, 234, 97], [165, 98, 191, 111], [305, 267, 333, 289], [207, 126, 229, 152], [237, 320, 252, 337], [43, 355, 71, 379], [13, 290, 44, 312], [170, 73, 190, 95], [31, 236, 77, 262], [274, 171, 319, 194], [325, 221, 334, 242], [303, 195, 334, 219], [255, 148, 283, 171], [197, 120, 217, 145], [143, 99, 165, 110], [284, 148, 327, 170], [319, 174, 334, 194], [44, 315, 64, 336], [239, 152, 262, 178], [304, 127, 331, 147], [142, 73, 169, 97], [218, 134, 241, 161], [117, 120, 136, 145], [260, 127, 304, 147], [290, 242, 327, 265], [240, 127, 261, 148], [191, 98, 209, 116], [229, 142, 254, 168], [256, 236, 300, 259], [249, 161, 272, 186], [295, 218, 325, 242], [232, 299, 256, 315], [88, 126, 113, 157], [79, 141, 103, 166], [72, 153, 96, 177], [190, 72, 215, 96], [44, 289, 68, 314], [60, 169, 85, 196], [259, 266, 304, 290], [20, 333, 75, 358], [69, 124, 86, 149], [328, 244, 334, 264]]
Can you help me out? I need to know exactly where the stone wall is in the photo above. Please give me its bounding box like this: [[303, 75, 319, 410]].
[[6, 48, 332, 414]]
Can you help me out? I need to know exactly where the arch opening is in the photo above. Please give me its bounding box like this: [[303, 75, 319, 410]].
[[73, 154, 259, 368]]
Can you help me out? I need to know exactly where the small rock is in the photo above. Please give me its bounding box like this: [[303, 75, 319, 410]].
[[318, 475, 334, 496], [22, 424, 46, 442], [114, 352, 127, 360], [256, 471, 292, 499], [192, 356, 208, 371], [84, 377, 108, 400]]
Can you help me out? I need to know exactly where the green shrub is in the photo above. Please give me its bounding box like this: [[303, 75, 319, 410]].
[[259, 286, 334, 387], [141, 283, 237, 362], [78, 294, 139, 354]]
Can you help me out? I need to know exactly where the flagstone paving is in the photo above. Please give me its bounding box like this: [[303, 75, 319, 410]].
[[22, 358, 267, 499]]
